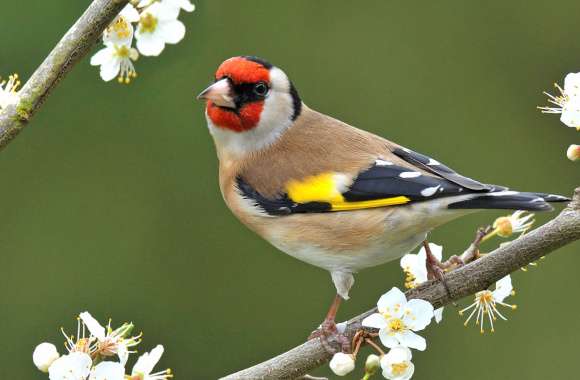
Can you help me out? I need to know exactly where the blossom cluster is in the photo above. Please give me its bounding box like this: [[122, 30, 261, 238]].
[[539, 73, 580, 161], [91, 0, 195, 84], [329, 210, 529, 379], [32, 311, 172, 380]]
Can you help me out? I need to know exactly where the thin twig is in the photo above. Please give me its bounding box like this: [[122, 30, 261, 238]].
[[222, 187, 580, 380], [0, 0, 129, 150]]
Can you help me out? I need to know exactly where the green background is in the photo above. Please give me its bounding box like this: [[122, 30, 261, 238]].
[[1, 1, 578, 379]]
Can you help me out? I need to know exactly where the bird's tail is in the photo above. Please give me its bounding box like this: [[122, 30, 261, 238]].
[[447, 190, 570, 212]]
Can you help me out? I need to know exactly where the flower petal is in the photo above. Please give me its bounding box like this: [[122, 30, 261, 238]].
[[136, 34, 166, 56], [79, 311, 106, 340], [362, 313, 388, 329], [493, 275, 513, 302], [120, 4, 140, 22], [403, 299, 434, 331], [90, 47, 113, 66], [434, 307, 444, 323], [132, 345, 164, 376], [377, 287, 407, 317], [158, 20, 186, 44], [89, 361, 125, 380], [398, 330, 426, 351], [378, 329, 401, 349], [383, 346, 412, 364], [100, 59, 121, 81], [49, 352, 92, 380]]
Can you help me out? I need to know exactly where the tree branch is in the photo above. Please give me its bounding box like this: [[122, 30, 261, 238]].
[[222, 187, 580, 380], [0, 0, 129, 150]]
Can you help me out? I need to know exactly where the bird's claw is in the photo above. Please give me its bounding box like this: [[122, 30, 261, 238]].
[[308, 320, 350, 354]]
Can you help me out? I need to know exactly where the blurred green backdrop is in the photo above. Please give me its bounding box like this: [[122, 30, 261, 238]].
[[0, 1, 579, 379]]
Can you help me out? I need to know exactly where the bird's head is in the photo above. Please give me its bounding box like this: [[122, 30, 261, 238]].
[[197, 56, 302, 155]]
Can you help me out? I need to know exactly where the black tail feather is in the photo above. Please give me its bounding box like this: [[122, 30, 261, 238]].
[[448, 190, 569, 212]]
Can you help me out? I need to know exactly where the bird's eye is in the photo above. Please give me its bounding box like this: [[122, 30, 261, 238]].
[[254, 82, 269, 96]]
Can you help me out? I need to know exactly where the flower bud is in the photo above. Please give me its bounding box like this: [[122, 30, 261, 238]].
[[364, 354, 380, 376], [329, 352, 355, 376], [567, 144, 580, 161], [33, 342, 60, 372]]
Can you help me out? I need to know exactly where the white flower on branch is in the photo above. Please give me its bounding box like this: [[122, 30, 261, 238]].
[[79, 311, 141, 365], [400, 243, 445, 323], [48, 352, 92, 380], [0, 73, 21, 110], [135, 2, 186, 57], [88, 361, 125, 380], [488, 210, 535, 239], [103, 4, 140, 45], [33, 343, 60, 373], [131, 345, 173, 380], [362, 288, 434, 351], [329, 352, 355, 376], [539, 72, 580, 130], [567, 144, 580, 161], [90, 41, 139, 84], [380, 346, 414, 380], [459, 275, 517, 333]]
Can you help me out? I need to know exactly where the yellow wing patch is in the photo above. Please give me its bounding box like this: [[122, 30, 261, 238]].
[[286, 172, 410, 211]]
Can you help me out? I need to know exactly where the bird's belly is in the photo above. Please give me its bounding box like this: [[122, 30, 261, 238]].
[[270, 230, 428, 273], [230, 191, 472, 273], [261, 206, 442, 273]]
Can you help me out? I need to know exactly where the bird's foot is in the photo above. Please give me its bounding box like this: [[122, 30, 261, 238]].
[[308, 319, 351, 354], [424, 241, 454, 299]]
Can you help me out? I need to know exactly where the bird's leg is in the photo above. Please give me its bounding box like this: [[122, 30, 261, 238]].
[[308, 294, 351, 353], [423, 240, 454, 298]]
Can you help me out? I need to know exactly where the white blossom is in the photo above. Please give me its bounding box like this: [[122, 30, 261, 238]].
[[79, 311, 140, 365], [362, 288, 434, 351], [132, 345, 172, 380], [459, 275, 517, 333], [400, 243, 444, 323], [539, 73, 580, 130], [0, 73, 21, 110], [90, 41, 139, 83], [33, 343, 60, 373], [48, 352, 92, 380], [380, 346, 414, 380], [491, 211, 534, 238], [135, 1, 186, 56], [103, 4, 140, 45], [329, 352, 355, 376]]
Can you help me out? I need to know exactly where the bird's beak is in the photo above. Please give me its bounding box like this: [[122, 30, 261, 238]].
[[196, 78, 236, 109]]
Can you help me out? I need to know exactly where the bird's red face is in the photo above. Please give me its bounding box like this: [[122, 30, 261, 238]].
[[198, 56, 272, 132]]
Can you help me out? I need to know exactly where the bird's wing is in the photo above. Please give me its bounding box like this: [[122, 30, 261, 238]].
[[234, 108, 499, 216], [236, 150, 492, 216]]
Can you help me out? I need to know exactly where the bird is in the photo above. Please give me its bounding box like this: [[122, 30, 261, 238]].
[[196, 55, 569, 345]]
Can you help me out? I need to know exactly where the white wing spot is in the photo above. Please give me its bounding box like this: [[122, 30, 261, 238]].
[[375, 159, 393, 166], [427, 158, 441, 165], [530, 198, 544, 203], [489, 191, 518, 197], [421, 185, 440, 197], [400, 171, 422, 178]]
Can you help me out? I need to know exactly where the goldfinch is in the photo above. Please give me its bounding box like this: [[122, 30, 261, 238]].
[[197, 56, 568, 338]]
